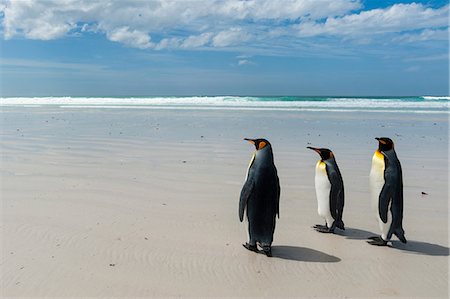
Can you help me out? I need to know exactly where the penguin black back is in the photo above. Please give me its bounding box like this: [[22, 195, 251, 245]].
[[239, 138, 280, 257]]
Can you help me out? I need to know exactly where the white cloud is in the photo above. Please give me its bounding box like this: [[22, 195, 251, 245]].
[[297, 3, 449, 38], [236, 54, 254, 66], [393, 29, 449, 43], [237, 59, 253, 66], [2, 0, 78, 40], [181, 32, 213, 48], [215, 0, 361, 20], [0, 0, 448, 51], [154, 37, 182, 50], [25, 21, 73, 40], [212, 27, 249, 47], [107, 26, 153, 49]]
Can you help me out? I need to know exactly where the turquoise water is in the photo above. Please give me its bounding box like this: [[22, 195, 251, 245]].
[[1, 96, 449, 113]]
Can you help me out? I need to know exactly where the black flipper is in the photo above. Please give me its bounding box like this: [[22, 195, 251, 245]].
[[378, 182, 393, 223], [239, 176, 254, 222]]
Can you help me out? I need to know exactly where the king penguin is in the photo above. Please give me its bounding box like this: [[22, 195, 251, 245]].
[[307, 147, 345, 233], [368, 137, 407, 246], [239, 138, 280, 257]]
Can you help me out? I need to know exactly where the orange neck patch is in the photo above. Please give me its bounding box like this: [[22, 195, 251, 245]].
[[374, 150, 384, 160]]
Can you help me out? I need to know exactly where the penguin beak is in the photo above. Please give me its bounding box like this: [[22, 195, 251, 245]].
[[307, 146, 321, 154], [244, 138, 255, 145]]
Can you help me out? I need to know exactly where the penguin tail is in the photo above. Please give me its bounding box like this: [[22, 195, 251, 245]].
[[394, 228, 407, 244], [336, 219, 345, 230]]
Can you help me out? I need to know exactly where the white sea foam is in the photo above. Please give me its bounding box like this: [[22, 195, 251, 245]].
[[422, 96, 450, 101], [59, 105, 446, 114], [0, 96, 448, 113]]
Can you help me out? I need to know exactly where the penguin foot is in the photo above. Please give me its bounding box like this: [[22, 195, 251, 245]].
[[242, 243, 258, 253], [367, 236, 388, 246], [314, 224, 334, 233], [313, 224, 328, 229]]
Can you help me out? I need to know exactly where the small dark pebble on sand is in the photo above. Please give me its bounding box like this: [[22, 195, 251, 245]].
[[421, 192, 428, 195], [109, 263, 115, 267]]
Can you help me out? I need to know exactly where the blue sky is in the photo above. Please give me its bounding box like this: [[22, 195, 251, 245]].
[[0, 0, 448, 96]]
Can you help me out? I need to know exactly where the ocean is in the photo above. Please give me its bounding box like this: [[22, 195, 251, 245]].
[[1, 96, 449, 113]]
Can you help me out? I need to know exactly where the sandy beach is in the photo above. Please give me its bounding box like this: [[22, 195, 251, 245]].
[[1, 106, 448, 298]]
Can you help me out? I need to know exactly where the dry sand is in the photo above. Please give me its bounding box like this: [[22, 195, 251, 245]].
[[1, 107, 448, 298]]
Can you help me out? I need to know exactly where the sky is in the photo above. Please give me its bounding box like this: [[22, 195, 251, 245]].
[[0, 0, 448, 96]]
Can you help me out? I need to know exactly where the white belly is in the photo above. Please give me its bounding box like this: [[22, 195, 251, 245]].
[[369, 151, 392, 240], [315, 161, 333, 227]]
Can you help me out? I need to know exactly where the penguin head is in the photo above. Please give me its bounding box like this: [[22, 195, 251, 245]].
[[307, 147, 334, 161], [375, 137, 394, 152], [244, 138, 271, 151]]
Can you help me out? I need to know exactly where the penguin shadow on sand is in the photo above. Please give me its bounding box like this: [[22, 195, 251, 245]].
[[391, 240, 449, 256], [334, 227, 376, 240], [334, 228, 449, 256], [270, 245, 341, 263]]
